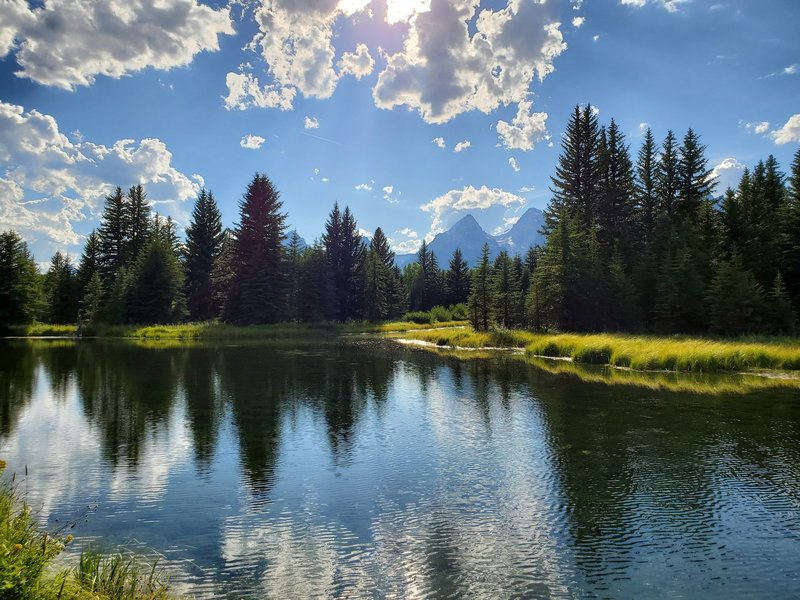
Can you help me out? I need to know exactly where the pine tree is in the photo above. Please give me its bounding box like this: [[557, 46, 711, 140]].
[[491, 251, 522, 328], [634, 127, 659, 245], [77, 230, 102, 295], [323, 204, 366, 321], [707, 252, 764, 336], [224, 174, 287, 324], [284, 231, 304, 322], [597, 118, 636, 258], [211, 230, 235, 316], [765, 274, 796, 336], [656, 130, 680, 220], [676, 128, 715, 222], [98, 187, 128, 280], [127, 236, 185, 324], [44, 251, 79, 324], [417, 240, 441, 310], [185, 189, 224, 320], [79, 271, 103, 329], [126, 184, 151, 263], [784, 148, 800, 308], [0, 231, 41, 327], [446, 248, 470, 306], [365, 228, 400, 322], [468, 243, 493, 331], [299, 243, 332, 322]]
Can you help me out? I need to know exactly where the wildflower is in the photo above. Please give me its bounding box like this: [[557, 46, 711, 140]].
[[11, 543, 23, 553], [65, 534, 74, 544]]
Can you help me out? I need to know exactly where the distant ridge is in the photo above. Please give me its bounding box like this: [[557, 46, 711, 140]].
[[395, 208, 545, 267]]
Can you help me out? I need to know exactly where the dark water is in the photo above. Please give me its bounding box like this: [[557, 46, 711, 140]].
[[1, 338, 799, 598]]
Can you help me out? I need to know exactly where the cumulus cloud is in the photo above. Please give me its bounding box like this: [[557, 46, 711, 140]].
[[432, 137, 446, 149], [0, 0, 234, 90], [592, 34, 600, 42], [383, 185, 399, 203], [709, 157, 744, 189], [0, 102, 200, 257], [240, 134, 265, 149], [226, 1, 373, 111], [304, 116, 320, 129], [518, 185, 535, 193], [454, 140, 471, 153], [508, 157, 520, 172], [496, 99, 549, 151], [771, 114, 800, 145], [421, 185, 525, 235], [355, 182, 373, 191], [572, 16, 585, 27], [338, 43, 375, 79], [372, 0, 566, 124], [389, 227, 421, 254]]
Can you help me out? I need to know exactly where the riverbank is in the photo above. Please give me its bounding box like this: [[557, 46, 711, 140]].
[[5, 320, 469, 340], [389, 327, 800, 374]]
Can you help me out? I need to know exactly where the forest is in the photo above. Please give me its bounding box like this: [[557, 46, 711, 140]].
[[1, 105, 799, 338]]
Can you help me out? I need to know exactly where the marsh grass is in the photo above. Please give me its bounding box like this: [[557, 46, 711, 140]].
[[392, 327, 800, 373], [76, 549, 169, 600]]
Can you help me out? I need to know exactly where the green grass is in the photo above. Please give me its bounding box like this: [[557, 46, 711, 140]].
[[391, 327, 800, 373], [5, 323, 78, 337], [0, 461, 172, 599]]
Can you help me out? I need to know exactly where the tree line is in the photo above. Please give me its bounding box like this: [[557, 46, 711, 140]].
[[1, 105, 799, 336]]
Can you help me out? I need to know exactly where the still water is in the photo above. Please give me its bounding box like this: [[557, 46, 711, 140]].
[[1, 338, 799, 598]]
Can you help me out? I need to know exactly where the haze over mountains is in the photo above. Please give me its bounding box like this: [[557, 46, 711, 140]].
[[396, 207, 546, 267]]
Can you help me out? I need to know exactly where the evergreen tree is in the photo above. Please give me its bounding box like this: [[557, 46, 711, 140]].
[[211, 230, 235, 316], [719, 187, 742, 257], [707, 252, 764, 336], [468, 244, 493, 331], [44, 251, 79, 324], [597, 119, 636, 258], [765, 274, 796, 336], [676, 128, 715, 222], [402, 262, 424, 312], [0, 231, 41, 327], [365, 228, 400, 322], [446, 248, 470, 306], [284, 231, 304, 321], [77, 230, 102, 295], [298, 243, 332, 322], [634, 127, 659, 244], [127, 236, 185, 324], [784, 148, 800, 308], [417, 240, 441, 310], [98, 186, 128, 280], [224, 174, 287, 324], [323, 204, 366, 321], [185, 190, 224, 320], [79, 271, 103, 329], [126, 184, 151, 263], [491, 251, 522, 328], [656, 130, 680, 220]]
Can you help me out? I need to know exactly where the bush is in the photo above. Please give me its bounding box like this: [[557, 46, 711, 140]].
[[403, 311, 432, 324], [449, 303, 469, 321], [429, 306, 452, 323]]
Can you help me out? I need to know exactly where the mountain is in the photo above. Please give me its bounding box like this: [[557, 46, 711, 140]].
[[283, 230, 308, 250], [395, 209, 546, 267], [396, 214, 501, 267], [493, 207, 545, 254]]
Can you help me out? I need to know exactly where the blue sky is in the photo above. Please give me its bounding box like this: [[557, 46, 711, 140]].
[[1, 0, 798, 264]]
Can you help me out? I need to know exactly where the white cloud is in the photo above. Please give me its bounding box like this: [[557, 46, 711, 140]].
[[619, 0, 688, 12], [390, 228, 421, 253], [0, 102, 200, 257], [385, 0, 431, 24], [383, 185, 399, 203], [592, 34, 600, 42], [496, 99, 549, 151], [357, 227, 373, 239], [771, 114, 800, 145], [454, 140, 471, 153], [432, 136, 446, 149], [572, 16, 585, 28], [743, 120, 771, 135], [784, 64, 798, 75], [304, 116, 320, 129], [240, 134, 265, 149], [639, 122, 651, 135], [321, 177, 330, 183], [518, 185, 536, 193], [372, 0, 566, 124], [355, 182, 373, 191], [421, 185, 525, 235], [338, 43, 375, 80], [0, 0, 234, 90], [709, 157, 744, 189], [227, 1, 373, 111], [508, 157, 520, 172]]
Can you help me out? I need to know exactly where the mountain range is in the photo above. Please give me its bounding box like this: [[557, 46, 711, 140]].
[[395, 207, 546, 267]]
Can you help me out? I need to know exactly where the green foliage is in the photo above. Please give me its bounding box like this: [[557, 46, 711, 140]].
[[468, 243, 493, 331], [403, 311, 433, 324], [184, 189, 224, 321], [0, 231, 42, 328], [708, 252, 764, 336], [44, 251, 79, 324], [76, 549, 169, 599], [127, 236, 185, 325], [323, 204, 366, 321]]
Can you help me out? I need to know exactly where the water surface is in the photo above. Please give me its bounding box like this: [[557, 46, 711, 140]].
[[1, 338, 799, 598]]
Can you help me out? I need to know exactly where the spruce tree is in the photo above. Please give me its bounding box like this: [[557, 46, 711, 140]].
[[676, 128, 715, 222], [491, 251, 522, 328], [127, 236, 185, 324], [468, 243, 493, 331], [185, 189, 224, 320], [98, 187, 128, 280], [126, 184, 151, 263], [224, 174, 287, 324], [79, 271, 103, 329], [446, 248, 470, 306], [417, 240, 441, 310], [284, 231, 304, 322], [656, 130, 680, 220], [299, 243, 332, 322], [77, 230, 102, 295], [365, 228, 400, 322], [0, 231, 41, 327], [765, 274, 796, 336], [44, 251, 79, 324], [634, 127, 659, 244], [323, 204, 366, 321], [707, 252, 764, 336], [597, 118, 636, 258]]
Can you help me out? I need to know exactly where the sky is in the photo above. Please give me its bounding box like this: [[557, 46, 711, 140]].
[[1, 0, 798, 265]]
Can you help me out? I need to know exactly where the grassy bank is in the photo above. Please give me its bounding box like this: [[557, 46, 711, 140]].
[[0, 461, 171, 599], [5, 320, 469, 340], [390, 327, 800, 373]]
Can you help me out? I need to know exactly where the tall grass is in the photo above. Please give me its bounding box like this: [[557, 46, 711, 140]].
[[392, 327, 800, 373], [0, 462, 172, 599]]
